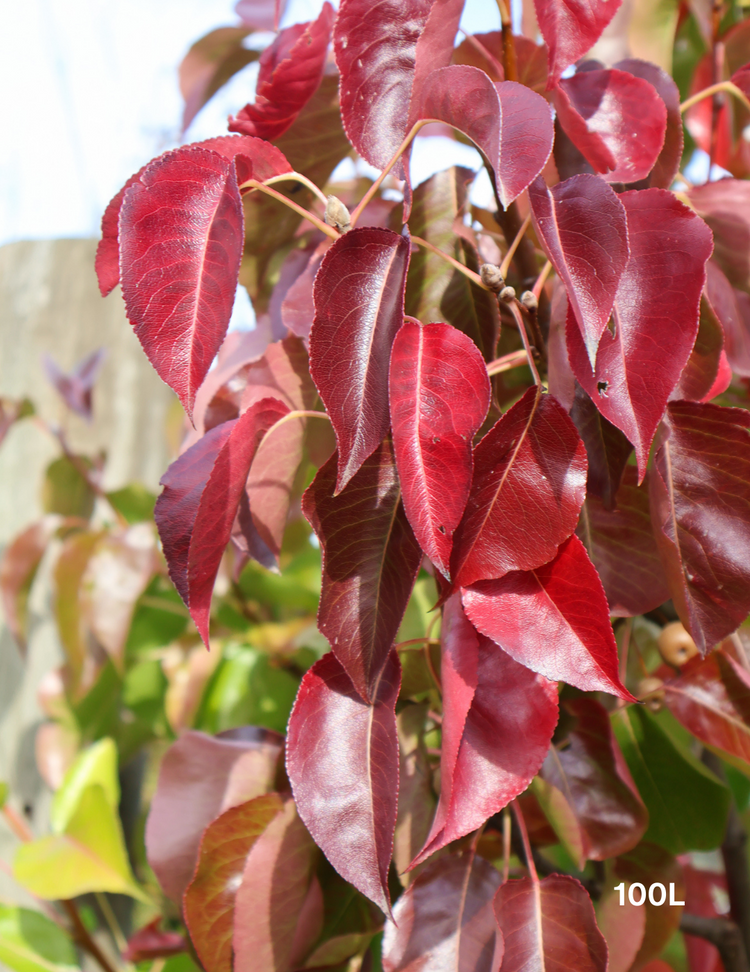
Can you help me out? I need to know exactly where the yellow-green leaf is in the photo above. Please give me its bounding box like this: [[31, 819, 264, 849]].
[[50, 738, 119, 833]]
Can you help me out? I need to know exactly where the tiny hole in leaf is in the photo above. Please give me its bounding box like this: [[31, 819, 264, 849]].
[[438, 525, 446, 534], [606, 316, 616, 337], [597, 381, 608, 397]]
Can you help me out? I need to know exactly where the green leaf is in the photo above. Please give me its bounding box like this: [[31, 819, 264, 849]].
[[14, 784, 147, 901], [0, 905, 79, 972], [50, 737, 119, 833], [122, 659, 168, 731], [71, 660, 122, 741], [0, 782, 8, 809], [125, 576, 188, 654], [612, 706, 730, 853], [42, 457, 95, 519], [105, 483, 156, 524]]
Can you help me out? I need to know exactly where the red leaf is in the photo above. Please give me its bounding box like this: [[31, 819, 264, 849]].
[[539, 697, 648, 864], [229, 4, 334, 142], [0, 516, 60, 653], [649, 401, 750, 652], [43, 349, 106, 423], [450, 387, 587, 590], [662, 649, 750, 774], [463, 535, 633, 700], [389, 321, 490, 578], [493, 874, 607, 972], [95, 164, 148, 297], [155, 398, 289, 644], [534, 0, 623, 87], [123, 919, 186, 962], [382, 853, 503, 971], [567, 189, 714, 478], [570, 384, 633, 511], [670, 295, 725, 404], [302, 441, 423, 702], [179, 27, 258, 133], [309, 227, 410, 493], [682, 864, 726, 972], [578, 467, 669, 618], [688, 179, 750, 292], [418, 66, 554, 208], [552, 69, 667, 184], [706, 261, 750, 377], [529, 174, 629, 365], [183, 794, 283, 972], [286, 650, 401, 915], [233, 799, 318, 972], [146, 728, 283, 903], [412, 628, 559, 864]]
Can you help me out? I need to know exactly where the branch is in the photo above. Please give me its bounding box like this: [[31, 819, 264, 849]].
[[681, 914, 750, 972], [61, 900, 120, 972], [680, 80, 750, 116], [239, 180, 340, 240]]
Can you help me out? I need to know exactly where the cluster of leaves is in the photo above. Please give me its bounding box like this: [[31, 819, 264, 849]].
[[8, 0, 750, 969]]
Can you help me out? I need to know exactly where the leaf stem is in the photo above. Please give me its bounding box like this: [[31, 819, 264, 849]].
[[350, 120, 430, 226], [95, 892, 128, 955], [532, 260, 553, 301], [507, 300, 541, 385], [680, 80, 750, 115], [411, 235, 489, 289], [731, 632, 750, 673], [239, 180, 340, 240], [512, 799, 538, 883], [262, 171, 330, 207], [502, 806, 511, 883], [499, 212, 532, 280], [61, 900, 121, 972], [486, 349, 529, 376]]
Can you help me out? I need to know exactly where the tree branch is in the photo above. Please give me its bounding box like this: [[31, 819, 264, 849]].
[[681, 914, 750, 972]]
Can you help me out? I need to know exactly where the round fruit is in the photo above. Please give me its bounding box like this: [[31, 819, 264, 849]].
[[657, 622, 698, 667], [637, 677, 665, 712]]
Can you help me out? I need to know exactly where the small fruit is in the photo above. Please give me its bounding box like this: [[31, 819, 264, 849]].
[[637, 677, 665, 712], [658, 622, 699, 667]]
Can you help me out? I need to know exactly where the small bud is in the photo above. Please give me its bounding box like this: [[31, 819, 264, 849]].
[[499, 286, 516, 302], [520, 290, 538, 311], [480, 263, 505, 293], [324, 195, 351, 233], [637, 677, 665, 712]]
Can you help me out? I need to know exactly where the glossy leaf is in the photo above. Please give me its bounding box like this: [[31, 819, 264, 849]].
[[0, 904, 78, 972], [670, 294, 725, 403], [529, 174, 629, 365], [687, 179, 750, 292], [233, 799, 318, 971], [146, 728, 283, 903], [493, 874, 607, 972], [309, 227, 410, 493], [567, 189, 714, 477], [183, 794, 282, 972], [552, 69, 667, 184], [534, 0, 623, 86], [570, 384, 633, 511], [179, 27, 257, 132], [0, 516, 59, 653], [389, 321, 490, 578], [463, 535, 633, 699], [286, 650, 401, 915], [650, 401, 750, 653], [413, 628, 559, 864], [302, 442, 422, 702], [706, 260, 750, 376], [578, 466, 669, 617], [539, 697, 648, 865], [418, 67, 554, 208], [612, 706, 729, 854], [229, 4, 334, 142], [451, 387, 588, 590], [382, 853, 502, 971]]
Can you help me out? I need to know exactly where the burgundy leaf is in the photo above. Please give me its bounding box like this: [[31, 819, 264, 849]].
[[412, 630, 559, 864], [578, 467, 669, 617], [451, 387, 588, 590], [493, 874, 608, 972], [463, 534, 634, 699], [529, 174, 629, 365], [649, 401, 750, 653], [281, 239, 330, 341], [688, 180, 750, 293], [95, 164, 148, 297], [661, 650, 750, 774], [570, 384, 633, 511], [43, 349, 106, 422], [535, 0, 623, 86], [197, 133, 292, 186], [389, 321, 490, 578], [179, 27, 258, 133], [184, 794, 283, 972], [382, 853, 503, 971], [418, 66, 554, 208], [567, 189, 714, 478], [286, 649, 401, 915], [706, 261, 750, 376], [233, 799, 318, 972], [123, 920, 186, 962], [539, 697, 648, 865], [670, 294, 725, 403], [229, 4, 334, 142], [155, 399, 289, 643], [309, 227, 410, 493], [552, 69, 667, 184], [145, 728, 283, 903], [302, 442, 423, 702]]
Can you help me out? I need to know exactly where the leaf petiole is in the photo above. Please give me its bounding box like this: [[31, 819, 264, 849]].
[[410, 235, 489, 289], [499, 212, 532, 280], [512, 798, 538, 883], [680, 80, 750, 115], [350, 119, 430, 226], [262, 171, 330, 207], [238, 179, 340, 240]]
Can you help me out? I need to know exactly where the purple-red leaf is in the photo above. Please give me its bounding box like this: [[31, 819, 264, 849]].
[[179, 27, 258, 133], [567, 189, 714, 478], [688, 179, 750, 292], [382, 853, 503, 971], [229, 4, 334, 142], [309, 227, 410, 493], [286, 649, 401, 916], [706, 260, 750, 377], [146, 729, 283, 903], [302, 441, 422, 702], [418, 66, 554, 208], [535, 0, 623, 86], [95, 165, 148, 297], [493, 874, 608, 972], [123, 920, 186, 962], [155, 398, 289, 644], [43, 349, 106, 422], [570, 384, 633, 512], [578, 467, 669, 617], [183, 794, 283, 972], [552, 69, 667, 184], [670, 294, 725, 404], [649, 401, 750, 653], [529, 174, 629, 365], [451, 387, 587, 590], [389, 321, 490, 578], [0, 516, 60, 653], [463, 534, 633, 700], [413, 623, 559, 864]]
